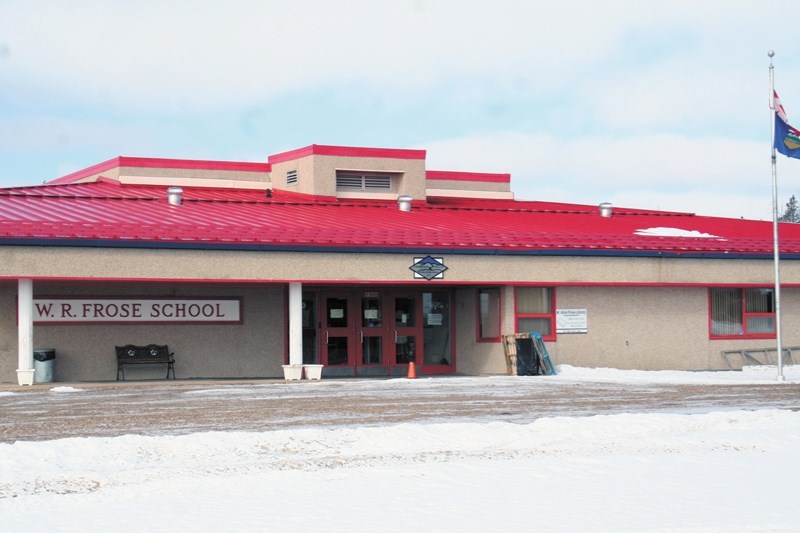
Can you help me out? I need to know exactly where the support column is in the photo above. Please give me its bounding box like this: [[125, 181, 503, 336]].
[[17, 279, 35, 385], [288, 282, 303, 366]]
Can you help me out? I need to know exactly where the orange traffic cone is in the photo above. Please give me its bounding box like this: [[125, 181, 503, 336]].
[[407, 361, 417, 379]]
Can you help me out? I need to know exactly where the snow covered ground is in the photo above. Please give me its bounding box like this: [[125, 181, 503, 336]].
[[1, 366, 799, 532]]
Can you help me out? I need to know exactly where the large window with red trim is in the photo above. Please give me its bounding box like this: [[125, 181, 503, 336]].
[[515, 287, 555, 340], [709, 288, 775, 338], [477, 287, 501, 342]]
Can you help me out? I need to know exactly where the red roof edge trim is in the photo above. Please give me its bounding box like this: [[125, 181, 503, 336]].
[[267, 145, 314, 163], [426, 170, 511, 183], [268, 144, 427, 164], [116, 156, 271, 173], [47, 157, 122, 185], [47, 157, 272, 185], [95, 176, 123, 186]]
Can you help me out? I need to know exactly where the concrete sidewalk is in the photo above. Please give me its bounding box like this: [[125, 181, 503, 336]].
[[0, 377, 288, 393]]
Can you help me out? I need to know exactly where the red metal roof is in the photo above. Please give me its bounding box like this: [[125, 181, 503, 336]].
[[1, 180, 798, 257]]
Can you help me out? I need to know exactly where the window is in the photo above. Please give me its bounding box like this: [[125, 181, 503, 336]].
[[336, 172, 391, 191], [515, 287, 555, 339], [423, 291, 452, 366], [477, 288, 501, 341], [710, 288, 775, 338], [286, 169, 298, 186]]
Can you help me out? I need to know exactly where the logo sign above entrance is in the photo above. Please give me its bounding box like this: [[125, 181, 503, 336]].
[[410, 256, 448, 280], [33, 297, 242, 325]]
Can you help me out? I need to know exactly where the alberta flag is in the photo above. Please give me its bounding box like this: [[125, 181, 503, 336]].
[[774, 90, 800, 159]]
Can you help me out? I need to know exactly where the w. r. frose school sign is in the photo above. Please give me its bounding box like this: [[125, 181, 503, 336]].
[[32, 298, 242, 324]]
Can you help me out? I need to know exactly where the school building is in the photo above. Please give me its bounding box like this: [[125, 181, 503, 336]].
[[2, 144, 800, 384]]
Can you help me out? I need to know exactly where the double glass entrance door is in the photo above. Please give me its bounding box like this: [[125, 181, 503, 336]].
[[321, 291, 420, 376], [301, 289, 453, 376]]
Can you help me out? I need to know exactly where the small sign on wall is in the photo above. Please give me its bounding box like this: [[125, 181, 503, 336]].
[[556, 308, 587, 333]]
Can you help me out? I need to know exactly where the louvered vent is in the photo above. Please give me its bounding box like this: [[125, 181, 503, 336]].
[[364, 175, 391, 189], [336, 174, 364, 189], [336, 173, 392, 191], [286, 169, 298, 186]]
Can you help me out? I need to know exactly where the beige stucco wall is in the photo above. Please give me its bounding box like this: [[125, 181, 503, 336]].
[[4, 245, 800, 381], [57, 164, 271, 186], [316, 155, 427, 199], [552, 285, 800, 370], [119, 165, 270, 183], [269, 156, 516, 200], [455, 286, 517, 375], [549, 286, 708, 370], [0, 284, 286, 383], [454, 285, 800, 375], [1, 247, 797, 286], [425, 179, 511, 192], [266, 153, 428, 198], [0, 287, 16, 382], [3, 280, 799, 382], [270, 156, 318, 196]]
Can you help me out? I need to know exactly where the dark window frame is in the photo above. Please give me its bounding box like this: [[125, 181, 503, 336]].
[[709, 287, 776, 339], [514, 287, 556, 341]]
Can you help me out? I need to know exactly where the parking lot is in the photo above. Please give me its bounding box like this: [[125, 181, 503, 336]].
[[2, 375, 799, 442]]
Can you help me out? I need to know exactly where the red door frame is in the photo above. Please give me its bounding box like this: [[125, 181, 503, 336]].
[[313, 288, 456, 376], [318, 291, 357, 371]]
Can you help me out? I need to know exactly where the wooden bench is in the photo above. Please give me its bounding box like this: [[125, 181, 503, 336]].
[[116, 344, 176, 380]]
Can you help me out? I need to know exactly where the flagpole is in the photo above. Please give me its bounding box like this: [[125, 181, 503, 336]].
[[768, 50, 785, 382]]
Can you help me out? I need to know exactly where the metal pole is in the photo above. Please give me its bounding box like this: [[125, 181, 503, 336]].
[[768, 50, 785, 382]]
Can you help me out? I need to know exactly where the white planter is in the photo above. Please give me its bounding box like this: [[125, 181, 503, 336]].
[[282, 364, 303, 381], [16, 369, 35, 386], [303, 364, 324, 380]]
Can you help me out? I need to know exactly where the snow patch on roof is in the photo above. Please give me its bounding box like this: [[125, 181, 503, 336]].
[[635, 227, 721, 239]]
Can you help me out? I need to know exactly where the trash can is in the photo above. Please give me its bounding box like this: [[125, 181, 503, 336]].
[[33, 349, 56, 383]]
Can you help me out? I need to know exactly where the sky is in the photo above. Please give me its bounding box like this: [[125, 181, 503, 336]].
[[3, 1, 800, 220], [2, 367, 799, 532]]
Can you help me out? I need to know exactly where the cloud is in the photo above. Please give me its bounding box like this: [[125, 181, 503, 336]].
[[423, 131, 792, 220], [0, 116, 177, 153], [3, 0, 800, 221], [4, 0, 785, 114], [586, 63, 761, 131]]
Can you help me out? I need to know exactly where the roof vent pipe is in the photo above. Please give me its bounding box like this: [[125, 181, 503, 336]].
[[397, 195, 413, 212], [599, 202, 613, 218], [167, 187, 183, 206]]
